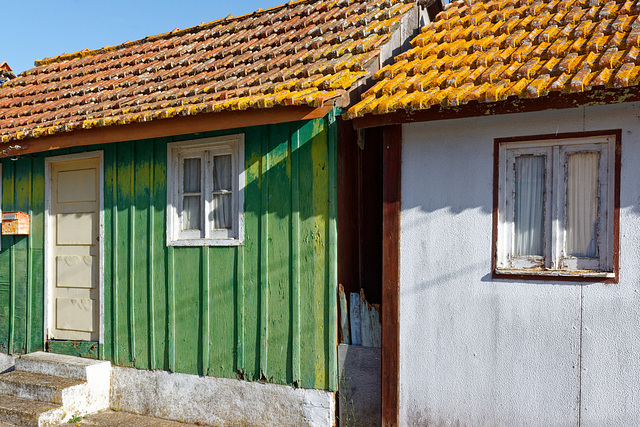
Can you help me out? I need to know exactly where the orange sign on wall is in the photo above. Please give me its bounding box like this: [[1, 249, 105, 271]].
[[2, 211, 30, 235]]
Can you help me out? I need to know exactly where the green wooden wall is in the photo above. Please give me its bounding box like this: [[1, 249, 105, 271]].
[[0, 111, 338, 391]]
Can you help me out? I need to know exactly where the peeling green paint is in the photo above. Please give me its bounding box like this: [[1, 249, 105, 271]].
[[0, 116, 338, 391]]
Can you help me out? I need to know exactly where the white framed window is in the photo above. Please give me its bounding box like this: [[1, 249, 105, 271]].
[[167, 134, 244, 246], [495, 132, 619, 279]]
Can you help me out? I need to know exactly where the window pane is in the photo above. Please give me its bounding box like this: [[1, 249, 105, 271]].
[[183, 195, 201, 230], [566, 152, 599, 257], [213, 155, 232, 191], [212, 194, 231, 229], [514, 155, 545, 256], [183, 158, 201, 193]]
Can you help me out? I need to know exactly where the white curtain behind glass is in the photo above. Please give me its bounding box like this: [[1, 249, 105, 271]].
[[566, 152, 599, 257], [212, 154, 232, 229], [514, 155, 545, 256], [183, 158, 201, 231]]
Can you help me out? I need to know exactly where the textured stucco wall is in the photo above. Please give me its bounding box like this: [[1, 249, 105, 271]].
[[110, 366, 335, 427], [400, 102, 640, 426]]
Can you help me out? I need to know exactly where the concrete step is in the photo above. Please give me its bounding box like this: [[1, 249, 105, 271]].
[[0, 371, 84, 405], [0, 352, 113, 426], [0, 393, 62, 427], [16, 353, 109, 382]]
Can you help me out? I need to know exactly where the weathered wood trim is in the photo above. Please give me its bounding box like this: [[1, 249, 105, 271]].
[[382, 124, 401, 427], [4, 106, 333, 157], [328, 109, 339, 391], [491, 129, 621, 283], [353, 87, 640, 129]]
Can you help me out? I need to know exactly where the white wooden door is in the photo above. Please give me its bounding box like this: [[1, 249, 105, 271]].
[[47, 154, 102, 342]]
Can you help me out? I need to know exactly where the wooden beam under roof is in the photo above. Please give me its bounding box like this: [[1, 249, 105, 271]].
[[2, 105, 333, 157]]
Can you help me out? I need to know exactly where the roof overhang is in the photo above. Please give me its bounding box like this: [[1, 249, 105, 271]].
[[1, 105, 333, 158], [352, 86, 640, 130]]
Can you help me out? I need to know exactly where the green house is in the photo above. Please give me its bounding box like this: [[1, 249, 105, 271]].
[[0, 0, 426, 425]]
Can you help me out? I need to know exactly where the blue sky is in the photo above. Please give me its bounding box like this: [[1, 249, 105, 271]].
[[3, 0, 286, 74]]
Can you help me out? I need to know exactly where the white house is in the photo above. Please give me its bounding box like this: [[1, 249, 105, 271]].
[[348, 0, 640, 424]]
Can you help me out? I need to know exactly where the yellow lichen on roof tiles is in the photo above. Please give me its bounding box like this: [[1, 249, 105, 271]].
[[0, 0, 418, 143], [347, 0, 640, 120]]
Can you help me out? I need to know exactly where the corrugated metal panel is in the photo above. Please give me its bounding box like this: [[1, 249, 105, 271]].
[[0, 114, 338, 391]]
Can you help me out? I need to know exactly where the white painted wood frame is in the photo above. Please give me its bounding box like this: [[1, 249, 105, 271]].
[[166, 134, 245, 247]]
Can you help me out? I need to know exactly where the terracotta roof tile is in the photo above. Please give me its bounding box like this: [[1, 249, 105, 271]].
[[347, 0, 640, 119], [0, 0, 417, 143]]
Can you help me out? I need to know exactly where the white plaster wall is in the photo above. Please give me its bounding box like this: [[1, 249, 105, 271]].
[[400, 102, 640, 426], [110, 366, 335, 427]]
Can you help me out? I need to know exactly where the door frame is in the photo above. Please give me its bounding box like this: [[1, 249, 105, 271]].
[[44, 151, 105, 345]]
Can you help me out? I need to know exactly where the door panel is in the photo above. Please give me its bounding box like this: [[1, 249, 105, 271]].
[[56, 213, 96, 245], [49, 157, 100, 341], [57, 169, 97, 203], [55, 298, 95, 332], [56, 255, 95, 288]]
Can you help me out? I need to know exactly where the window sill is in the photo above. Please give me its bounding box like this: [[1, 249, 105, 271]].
[[494, 268, 615, 279], [167, 238, 244, 247]]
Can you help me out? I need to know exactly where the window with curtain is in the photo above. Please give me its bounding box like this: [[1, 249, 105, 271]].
[[495, 133, 618, 278], [167, 135, 244, 246]]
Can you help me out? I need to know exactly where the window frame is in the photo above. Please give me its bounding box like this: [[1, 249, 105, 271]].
[[493, 130, 620, 282], [167, 134, 244, 247]]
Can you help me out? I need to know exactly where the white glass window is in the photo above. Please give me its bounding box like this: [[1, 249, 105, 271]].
[[167, 135, 244, 246], [496, 134, 617, 278]]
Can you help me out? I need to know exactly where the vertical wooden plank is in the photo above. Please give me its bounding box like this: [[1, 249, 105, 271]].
[[102, 146, 115, 361], [297, 116, 330, 389], [128, 148, 137, 364], [297, 118, 322, 389], [116, 142, 134, 365], [259, 127, 269, 379], [209, 247, 235, 378], [110, 144, 120, 364], [242, 126, 262, 381], [0, 160, 9, 352], [133, 141, 151, 368], [290, 124, 302, 385], [8, 237, 15, 354], [265, 122, 292, 384], [173, 247, 200, 374], [167, 246, 175, 372], [148, 141, 157, 370], [311, 118, 329, 389], [338, 285, 350, 344], [26, 159, 34, 353], [350, 293, 361, 346], [152, 139, 167, 370], [13, 158, 31, 353], [381, 124, 401, 427], [30, 155, 45, 353], [4, 162, 15, 354], [235, 245, 245, 374], [327, 109, 338, 391], [201, 246, 210, 376]]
